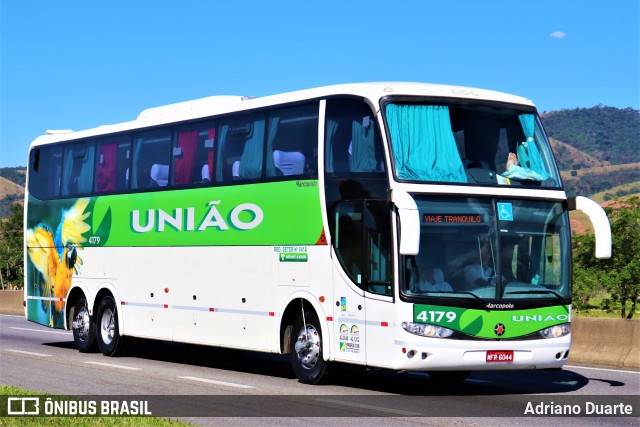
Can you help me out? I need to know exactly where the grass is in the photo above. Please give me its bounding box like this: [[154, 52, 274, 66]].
[[0, 177, 23, 199], [559, 162, 640, 181], [573, 292, 640, 319], [589, 180, 640, 204], [0, 385, 190, 426]]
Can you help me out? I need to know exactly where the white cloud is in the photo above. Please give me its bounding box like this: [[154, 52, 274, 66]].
[[550, 31, 567, 39]]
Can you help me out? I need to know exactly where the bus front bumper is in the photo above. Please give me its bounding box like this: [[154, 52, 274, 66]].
[[392, 334, 571, 371]]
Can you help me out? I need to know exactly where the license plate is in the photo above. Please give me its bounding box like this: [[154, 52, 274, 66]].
[[486, 350, 514, 363]]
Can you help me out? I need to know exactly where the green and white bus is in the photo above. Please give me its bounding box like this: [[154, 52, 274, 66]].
[[24, 83, 611, 383]]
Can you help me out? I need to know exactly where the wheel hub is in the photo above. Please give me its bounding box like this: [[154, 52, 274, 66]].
[[294, 325, 320, 369], [72, 307, 90, 341], [100, 308, 115, 345]]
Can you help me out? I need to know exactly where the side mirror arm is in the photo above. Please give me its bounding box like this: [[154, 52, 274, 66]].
[[390, 189, 420, 255], [568, 196, 612, 259]]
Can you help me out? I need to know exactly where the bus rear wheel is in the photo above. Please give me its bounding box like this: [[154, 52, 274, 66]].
[[71, 296, 96, 352], [290, 310, 328, 384], [96, 296, 122, 357]]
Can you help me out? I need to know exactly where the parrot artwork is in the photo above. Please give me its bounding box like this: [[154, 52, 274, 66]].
[[25, 198, 91, 327]]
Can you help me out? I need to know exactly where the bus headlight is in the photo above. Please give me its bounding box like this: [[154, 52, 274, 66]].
[[402, 322, 454, 338], [540, 323, 571, 339]]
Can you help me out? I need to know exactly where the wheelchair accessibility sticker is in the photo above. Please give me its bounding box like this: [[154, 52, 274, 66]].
[[497, 203, 513, 221]]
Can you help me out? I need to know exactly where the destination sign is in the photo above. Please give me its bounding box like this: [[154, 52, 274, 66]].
[[422, 214, 484, 224]]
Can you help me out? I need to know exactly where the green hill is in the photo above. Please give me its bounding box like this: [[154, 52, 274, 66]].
[[541, 105, 640, 165], [0, 168, 26, 217]]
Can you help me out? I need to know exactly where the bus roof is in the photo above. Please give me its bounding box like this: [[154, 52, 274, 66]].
[[29, 82, 536, 148]]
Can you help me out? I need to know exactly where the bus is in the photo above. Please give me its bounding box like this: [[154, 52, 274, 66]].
[[24, 83, 611, 384]]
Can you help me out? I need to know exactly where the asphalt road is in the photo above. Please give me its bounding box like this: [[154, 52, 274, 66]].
[[1, 314, 638, 426]]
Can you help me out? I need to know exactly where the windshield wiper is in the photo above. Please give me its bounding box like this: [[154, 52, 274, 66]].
[[505, 290, 569, 305], [451, 291, 488, 307]]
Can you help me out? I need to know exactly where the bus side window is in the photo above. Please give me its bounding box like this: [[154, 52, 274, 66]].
[[61, 141, 95, 196], [266, 102, 319, 178], [173, 124, 216, 186], [216, 114, 265, 183], [365, 200, 392, 296], [131, 130, 172, 189], [29, 145, 63, 200], [333, 200, 392, 294], [95, 138, 131, 193], [325, 99, 384, 175], [334, 205, 365, 286]]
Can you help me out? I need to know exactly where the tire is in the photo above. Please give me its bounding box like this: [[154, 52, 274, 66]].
[[70, 296, 96, 352], [428, 370, 471, 384], [96, 296, 122, 357], [290, 310, 328, 384]]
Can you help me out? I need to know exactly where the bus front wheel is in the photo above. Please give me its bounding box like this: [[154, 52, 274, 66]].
[[71, 296, 96, 352], [290, 310, 328, 384], [96, 296, 122, 357]]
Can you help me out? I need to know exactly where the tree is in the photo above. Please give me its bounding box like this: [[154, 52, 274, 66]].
[[573, 197, 640, 318], [572, 233, 601, 312], [603, 197, 640, 318], [0, 203, 24, 289]]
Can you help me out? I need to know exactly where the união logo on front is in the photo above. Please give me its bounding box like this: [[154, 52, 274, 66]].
[[511, 313, 570, 322], [131, 200, 264, 233]]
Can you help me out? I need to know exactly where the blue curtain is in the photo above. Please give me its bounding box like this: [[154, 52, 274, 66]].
[[386, 104, 465, 182], [266, 116, 280, 176], [77, 145, 95, 193], [350, 119, 377, 172], [215, 125, 229, 182], [131, 138, 143, 188], [325, 120, 339, 172], [61, 149, 75, 195], [517, 114, 550, 180], [239, 118, 265, 179]]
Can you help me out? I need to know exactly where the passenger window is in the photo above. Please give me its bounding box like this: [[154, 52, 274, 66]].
[[61, 141, 95, 196], [131, 130, 172, 189], [95, 138, 131, 193], [29, 145, 63, 200], [266, 103, 319, 178], [216, 114, 265, 182], [325, 99, 385, 175], [173, 124, 216, 186]]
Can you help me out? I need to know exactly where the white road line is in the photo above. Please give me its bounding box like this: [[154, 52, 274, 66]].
[[315, 397, 423, 416], [4, 349, 52, 357], [565, 364, 640, 375], [9, 326, 71, 336], [84, 361, 141, 371], [177, 376, 255, 389]]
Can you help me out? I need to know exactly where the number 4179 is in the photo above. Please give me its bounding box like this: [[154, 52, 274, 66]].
[[416, 310, 456, 323]]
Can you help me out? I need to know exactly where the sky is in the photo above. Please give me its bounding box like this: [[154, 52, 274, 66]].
[[1, 1, 638, 167]]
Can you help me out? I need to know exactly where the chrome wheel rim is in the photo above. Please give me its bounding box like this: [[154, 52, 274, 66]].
[[100, 308, 115, 345], [73, 307, 90, 341], [294, 325, 321, 370]]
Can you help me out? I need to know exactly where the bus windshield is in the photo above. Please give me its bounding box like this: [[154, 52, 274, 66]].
[[384, 102, 560, 187], [401, 196, 571, 302]]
